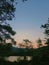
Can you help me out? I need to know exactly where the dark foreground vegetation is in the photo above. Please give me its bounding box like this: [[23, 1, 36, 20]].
[[0, 44, 49, 65], [0, 59, 30, 65]]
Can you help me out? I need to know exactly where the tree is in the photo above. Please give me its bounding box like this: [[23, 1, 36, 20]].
[[0, 0, 27, 21], [23, 39, 31, 60], [41, 18, 49, 46], [0, 0, 28, 45], [23, 39, 32, 48], [0, 0, 16, 45], [0, 24, 16, 44], [37, 38, 42, 47], [0, 0, 15, 21], [23, 39, 31, 45]]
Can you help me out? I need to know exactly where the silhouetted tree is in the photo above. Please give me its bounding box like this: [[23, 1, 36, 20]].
[[0, 0, 16, 45], [37, 38, 42, 47], [0, 24, 16, 44], [0, 0, 28, 45], [0, 0, 27, 21], [23, 39, 32, 60], [23, 39, 31, 45], [41, 18, 49, 46]]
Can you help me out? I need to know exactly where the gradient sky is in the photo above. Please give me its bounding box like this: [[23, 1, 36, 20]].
[[8, 0, 49, 45]]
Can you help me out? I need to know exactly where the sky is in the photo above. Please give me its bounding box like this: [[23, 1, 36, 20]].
[[8, 0, 49, 46]]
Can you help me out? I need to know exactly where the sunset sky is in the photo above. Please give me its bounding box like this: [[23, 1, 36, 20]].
[[8, 0, 49, 46]]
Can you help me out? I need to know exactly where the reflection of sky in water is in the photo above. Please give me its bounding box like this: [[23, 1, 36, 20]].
[[5, 56, 32, 62]]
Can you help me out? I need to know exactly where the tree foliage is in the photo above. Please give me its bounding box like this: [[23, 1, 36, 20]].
[[0, 0, 27, 21], [23, 39, 31, 44], [0, 0, 16, 21], [0, 0, 28, 45], [41, 18, 49, 45], [0, 0, 17, 45], [37, 38, 42, 47]]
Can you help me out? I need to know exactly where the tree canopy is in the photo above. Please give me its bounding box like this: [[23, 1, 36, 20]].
[[0, 0, 28, 21], [0, 0, 28, 45], [41, 18, 49, 45]]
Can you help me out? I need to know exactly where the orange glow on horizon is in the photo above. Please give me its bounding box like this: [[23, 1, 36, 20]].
[[13, 32, 45, 48]]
